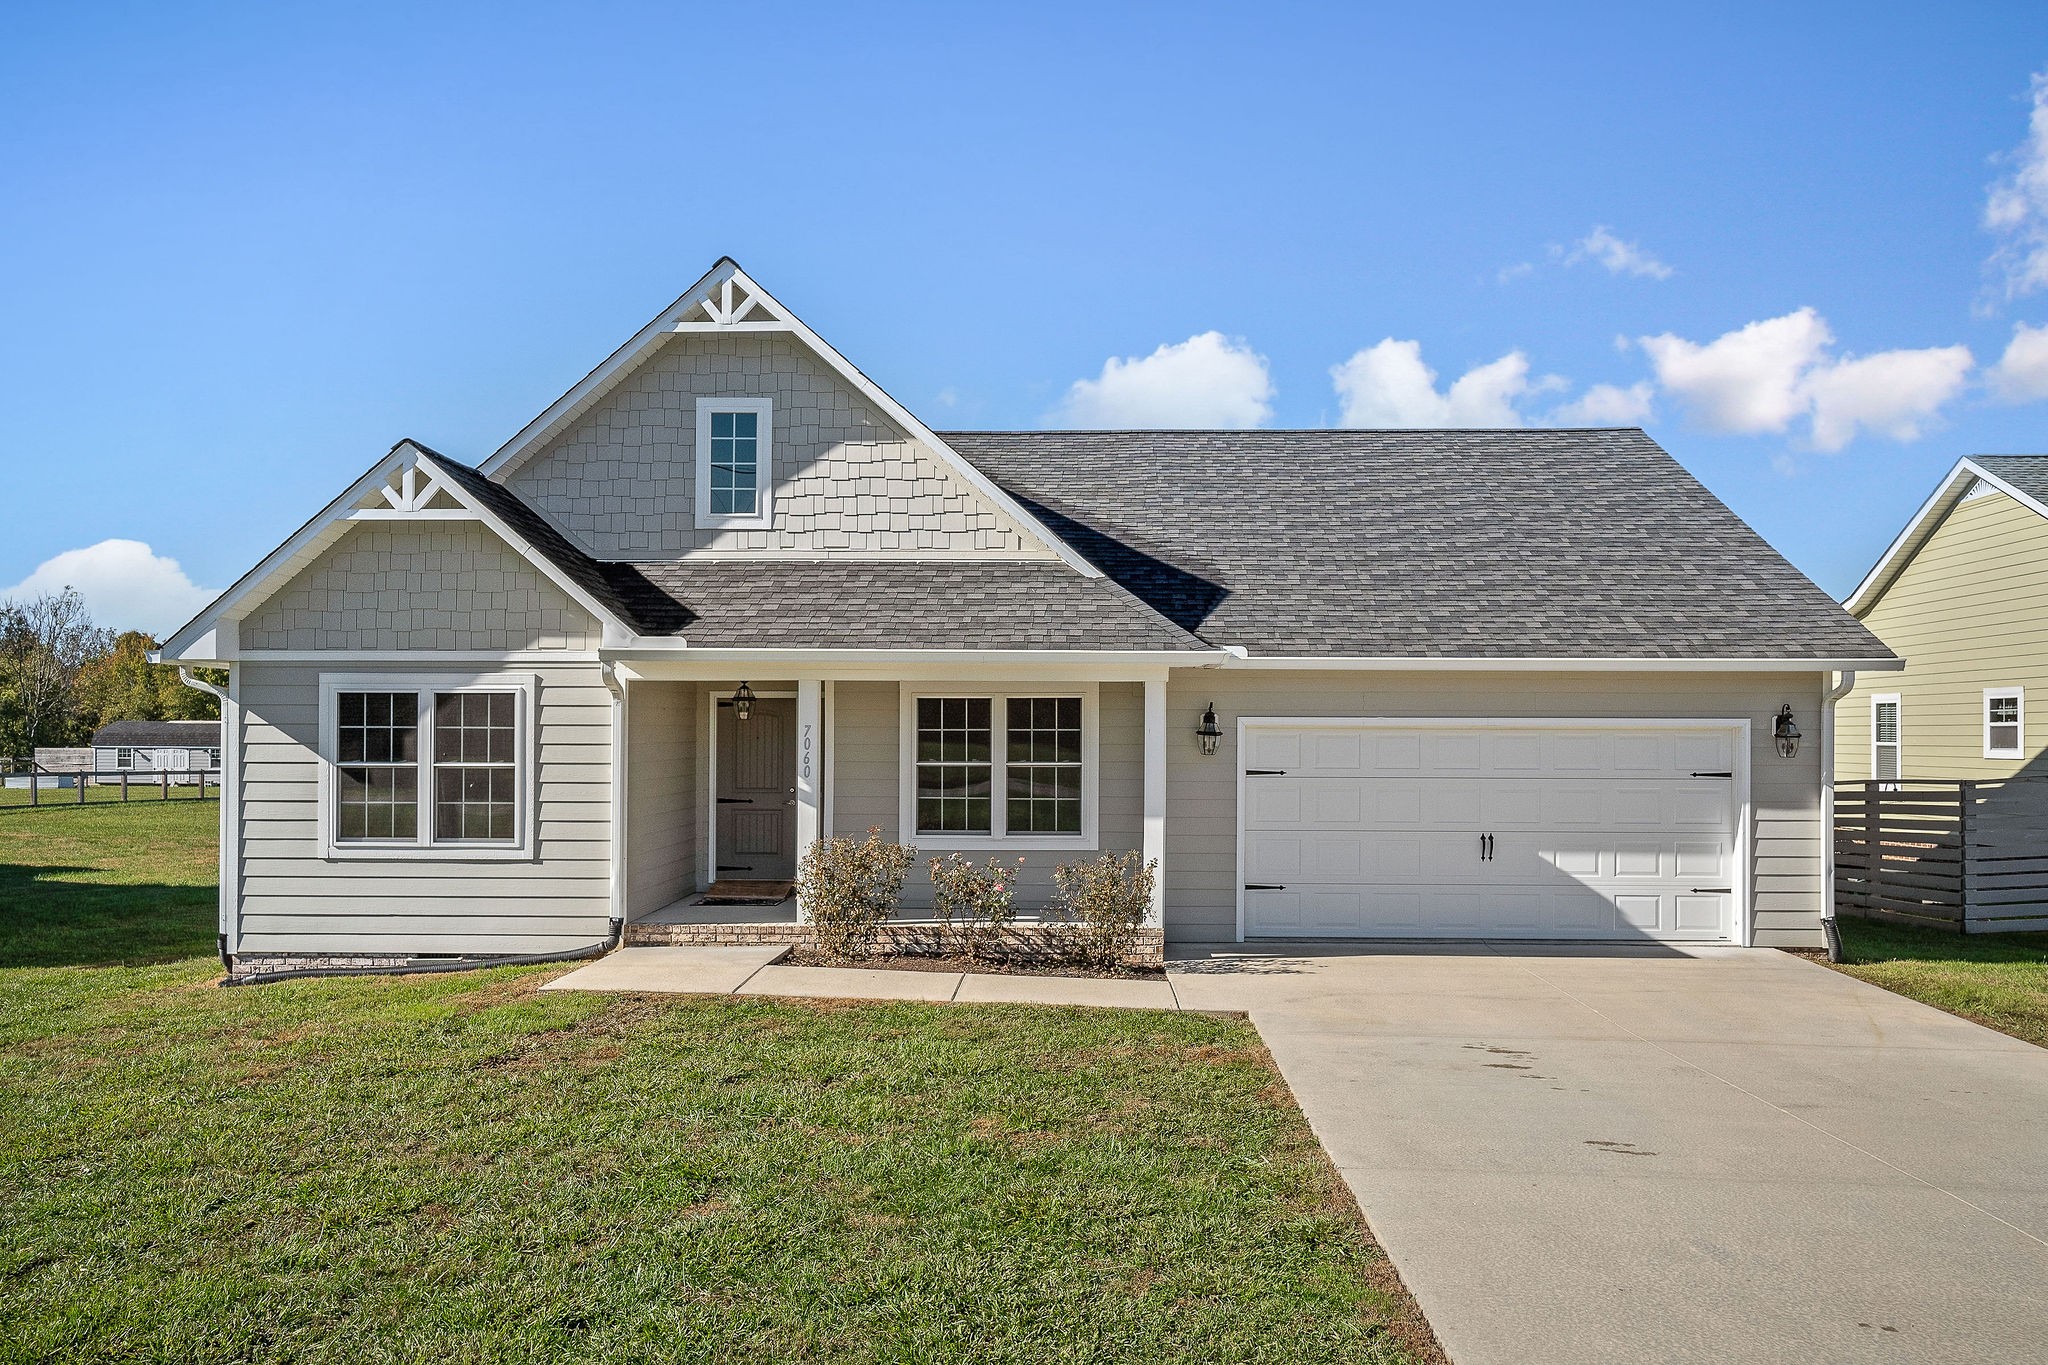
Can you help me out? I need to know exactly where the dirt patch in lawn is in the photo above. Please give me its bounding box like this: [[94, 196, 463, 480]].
[[788, 949, 1165, 980]]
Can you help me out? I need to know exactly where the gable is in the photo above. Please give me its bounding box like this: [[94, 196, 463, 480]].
[[1860, 484, 2048, 637], [240, 520, 600, 653], [503, 331, 1049, 561]]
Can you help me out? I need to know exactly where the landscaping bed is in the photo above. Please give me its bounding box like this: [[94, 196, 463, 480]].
[[788, 948, 1166, 979]]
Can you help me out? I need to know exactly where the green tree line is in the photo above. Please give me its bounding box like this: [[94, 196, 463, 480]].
[[1, 589, 220, 757]]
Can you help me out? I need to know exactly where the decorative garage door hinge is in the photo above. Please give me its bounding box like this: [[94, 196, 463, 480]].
[[1244, 769, 1287, 776]]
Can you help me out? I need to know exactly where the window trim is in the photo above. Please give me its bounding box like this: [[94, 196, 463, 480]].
[[1984, 687, 2024, 760], [897, 683, 1099, 850], [317, 672, 538, 862], [1871, 692, 1901, 787], [694, 396, 774, 530]]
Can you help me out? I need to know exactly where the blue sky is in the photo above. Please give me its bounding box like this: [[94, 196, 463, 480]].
[[6, 1, 2048, 632]]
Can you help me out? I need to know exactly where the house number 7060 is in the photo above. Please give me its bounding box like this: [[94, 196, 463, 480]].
[[800, 723, 813, 782]]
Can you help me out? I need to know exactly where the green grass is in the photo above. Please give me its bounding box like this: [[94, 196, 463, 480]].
[[1826, 917, 2048, 1048], [0, 803, 1436, 1364], [0, 798, 219, 968]]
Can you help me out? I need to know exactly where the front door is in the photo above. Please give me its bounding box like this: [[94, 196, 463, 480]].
[[715, 696, 797, 880]]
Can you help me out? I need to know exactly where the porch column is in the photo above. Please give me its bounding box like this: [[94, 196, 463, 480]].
[[794, 677, 823, 923], [1143, 675, 1167, 928]]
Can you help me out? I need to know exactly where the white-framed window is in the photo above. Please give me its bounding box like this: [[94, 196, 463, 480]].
[[898, 684, 1098, 850], [317, 673, 537, 861], [1871, 694, 1901, 787], [694, 396, 774, 529], [113, 747, 134, 770], [1985, 687, 2024, 759]]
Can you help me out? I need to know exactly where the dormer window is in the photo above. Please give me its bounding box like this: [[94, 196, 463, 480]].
[[696, 396, 773, 528]]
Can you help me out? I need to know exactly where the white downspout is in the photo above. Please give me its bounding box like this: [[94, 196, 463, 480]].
[[175, 666, 237, 969], [600, 663, 629, 945], [1820, 670, 1856, 962]]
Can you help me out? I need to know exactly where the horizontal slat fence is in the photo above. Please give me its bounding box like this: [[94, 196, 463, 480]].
[[1836, 780, 2048, 933]]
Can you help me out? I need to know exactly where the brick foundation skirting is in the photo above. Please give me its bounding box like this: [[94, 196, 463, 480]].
[[625, 921, 1166, 967], [229, 952, 453, 976]]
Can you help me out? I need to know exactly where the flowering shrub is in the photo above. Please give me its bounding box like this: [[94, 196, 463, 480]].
[[1048, 850, 1157, 970], [795, 827, 916, 959], [926, 853, 1024, 959]]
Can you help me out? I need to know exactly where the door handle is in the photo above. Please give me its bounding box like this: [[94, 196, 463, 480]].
[[1479, 834, 1494, 861]]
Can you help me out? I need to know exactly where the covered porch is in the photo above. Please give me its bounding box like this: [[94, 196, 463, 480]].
[[609, 659, 1180, 950]]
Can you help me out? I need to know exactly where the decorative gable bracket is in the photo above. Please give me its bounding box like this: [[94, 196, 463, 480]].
[[673, 273, 788, 331], [348, 453, 475, 521]]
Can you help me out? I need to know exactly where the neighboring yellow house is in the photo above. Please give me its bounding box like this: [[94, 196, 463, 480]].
[[1839, 456, 2048, 783]]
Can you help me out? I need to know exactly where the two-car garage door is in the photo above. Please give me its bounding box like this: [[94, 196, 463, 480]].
[[1241, 722, 1743, 942]]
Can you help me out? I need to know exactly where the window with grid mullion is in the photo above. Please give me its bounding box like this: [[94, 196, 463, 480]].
[[433, 691, 518, 842], [914, 696, 993, 834], [336, 690, 419, 841]]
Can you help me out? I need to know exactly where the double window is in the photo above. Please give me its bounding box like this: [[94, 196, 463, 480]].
[[320, 675, 533, 858], [904, 689, 1094, 846], [695, 397, 774, 529], [1985, 688, 2024, 759]]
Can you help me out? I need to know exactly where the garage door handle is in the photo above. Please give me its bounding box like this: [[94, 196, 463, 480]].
[[1244, 883, 1286, 891]]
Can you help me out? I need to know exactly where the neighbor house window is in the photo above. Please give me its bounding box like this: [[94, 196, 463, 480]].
[[1985, 688, 2023, 759], [904, 688, 1095, 846], [1872, 694, 1901, 786], [695, 397, 774, 528], [321, 674, 535, 858], [114, 748, 133, 770]]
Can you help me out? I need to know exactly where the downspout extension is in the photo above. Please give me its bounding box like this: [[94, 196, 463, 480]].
[[1820, 670, 1857, 963], [175, 667, 235, 973]]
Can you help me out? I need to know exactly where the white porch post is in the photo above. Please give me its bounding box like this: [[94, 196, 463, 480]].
[[795, 677, 824, 924], [1143, 675, 1167, 928]]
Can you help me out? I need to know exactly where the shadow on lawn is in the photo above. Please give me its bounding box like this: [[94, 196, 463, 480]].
[[0, 860, 218, 970]]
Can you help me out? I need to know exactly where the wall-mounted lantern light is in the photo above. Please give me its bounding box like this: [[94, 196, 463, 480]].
[[1196, 702, 1223, 756], [732, 681, 756, 722], [1773, 704, 1801, 759]]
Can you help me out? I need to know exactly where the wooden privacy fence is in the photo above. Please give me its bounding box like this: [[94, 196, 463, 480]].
[[1835, 780, 2048, 933]]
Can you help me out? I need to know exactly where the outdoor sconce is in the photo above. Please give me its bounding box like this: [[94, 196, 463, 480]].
[[732, 681, 756, 722], [1196, 702, 1223, 756], [1773, 704, 1801, 759]]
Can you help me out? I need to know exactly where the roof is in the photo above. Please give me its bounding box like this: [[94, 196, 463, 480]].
[[1845, 455, 2048, 616], [618, 560, 1210, 651], [92, 720, 220, 747], [941, 428, 1894, 661]]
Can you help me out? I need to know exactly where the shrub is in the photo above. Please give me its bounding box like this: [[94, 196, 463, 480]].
[[926, 853, 1024, 959], [1048, 850, 1157, 970], [795, 827, 916, 959]]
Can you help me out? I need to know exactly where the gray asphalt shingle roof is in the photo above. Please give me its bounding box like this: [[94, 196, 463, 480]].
[[1970, 455, 2048, 505], [92, 721, 221, 747], [942, 428, 1893, 660]]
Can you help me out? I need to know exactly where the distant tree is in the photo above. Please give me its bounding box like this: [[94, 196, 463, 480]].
[[75, 630, 221, 733], [0, 589, 115, 754]]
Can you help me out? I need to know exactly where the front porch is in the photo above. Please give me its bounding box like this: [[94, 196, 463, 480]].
[[613, 666, 1175, 961]]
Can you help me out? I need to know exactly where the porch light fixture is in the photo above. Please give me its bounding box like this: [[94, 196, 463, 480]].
[[1772, 704, 1801, 759], [1196, 702, 1223, 756], [732, 681, 756, 722]]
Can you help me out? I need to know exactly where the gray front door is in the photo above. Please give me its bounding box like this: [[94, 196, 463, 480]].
[[715, 696, 797, 880]]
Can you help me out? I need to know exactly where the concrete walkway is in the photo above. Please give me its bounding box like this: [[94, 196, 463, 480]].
[[1171, 942, 2048, 1365], [542, 945, 1182, 1010], [544, 940, 2048, 1364]]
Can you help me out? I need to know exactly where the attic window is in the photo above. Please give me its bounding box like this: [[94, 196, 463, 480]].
[[696, 397, 774, 528]]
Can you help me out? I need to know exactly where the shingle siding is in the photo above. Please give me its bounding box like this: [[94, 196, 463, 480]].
[[504, 333, 1046, 560]]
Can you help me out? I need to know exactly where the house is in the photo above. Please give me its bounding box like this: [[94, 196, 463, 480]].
[[1838, 456, 2048, 783], [156, 260, 1897, 975], [90, 720, 223, 780]]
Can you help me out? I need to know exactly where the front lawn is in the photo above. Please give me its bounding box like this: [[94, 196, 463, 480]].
[[0, 802, 1438, 1363], [1823, 917, 2048, 1048], [0, 797, 219, 968]]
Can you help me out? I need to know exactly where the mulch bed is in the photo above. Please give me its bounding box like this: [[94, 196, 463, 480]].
[[788, 950, 1164, 980]]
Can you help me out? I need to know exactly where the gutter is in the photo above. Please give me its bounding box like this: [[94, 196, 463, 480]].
[[174, 666, 237, 973], [1819, 670, 1858, 963]]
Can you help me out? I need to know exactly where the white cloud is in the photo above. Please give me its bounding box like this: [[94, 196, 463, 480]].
[[1990, 321, 2048, 401], [1639, 308, 1834, 434], [1, 540, 217, 637], [1638, 308, 1972, 450], [1050, 332, 1273, 428], [1551, 381, 1655, 426], [1985, 69, 2048, 301], [1496, 261, 1535, 284], [1331, 341, 1562, 427], [1804, 345, 1974, 451], [1565, 225, 1674, 280]]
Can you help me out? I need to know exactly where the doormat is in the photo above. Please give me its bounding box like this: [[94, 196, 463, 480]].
[[699, 879, 795, 906]]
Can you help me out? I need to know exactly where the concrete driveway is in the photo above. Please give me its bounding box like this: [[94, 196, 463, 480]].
[[1167, 943, 2048, 1365]]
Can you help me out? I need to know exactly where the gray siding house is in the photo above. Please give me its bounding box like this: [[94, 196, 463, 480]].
[[158, 260, 1898, 974]]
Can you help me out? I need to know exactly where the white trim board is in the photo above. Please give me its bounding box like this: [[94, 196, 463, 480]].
[[1230, 716, 1756, 948]]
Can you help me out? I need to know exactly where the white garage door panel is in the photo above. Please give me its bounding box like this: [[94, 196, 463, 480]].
[[1242, 723, 1740, 943]]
